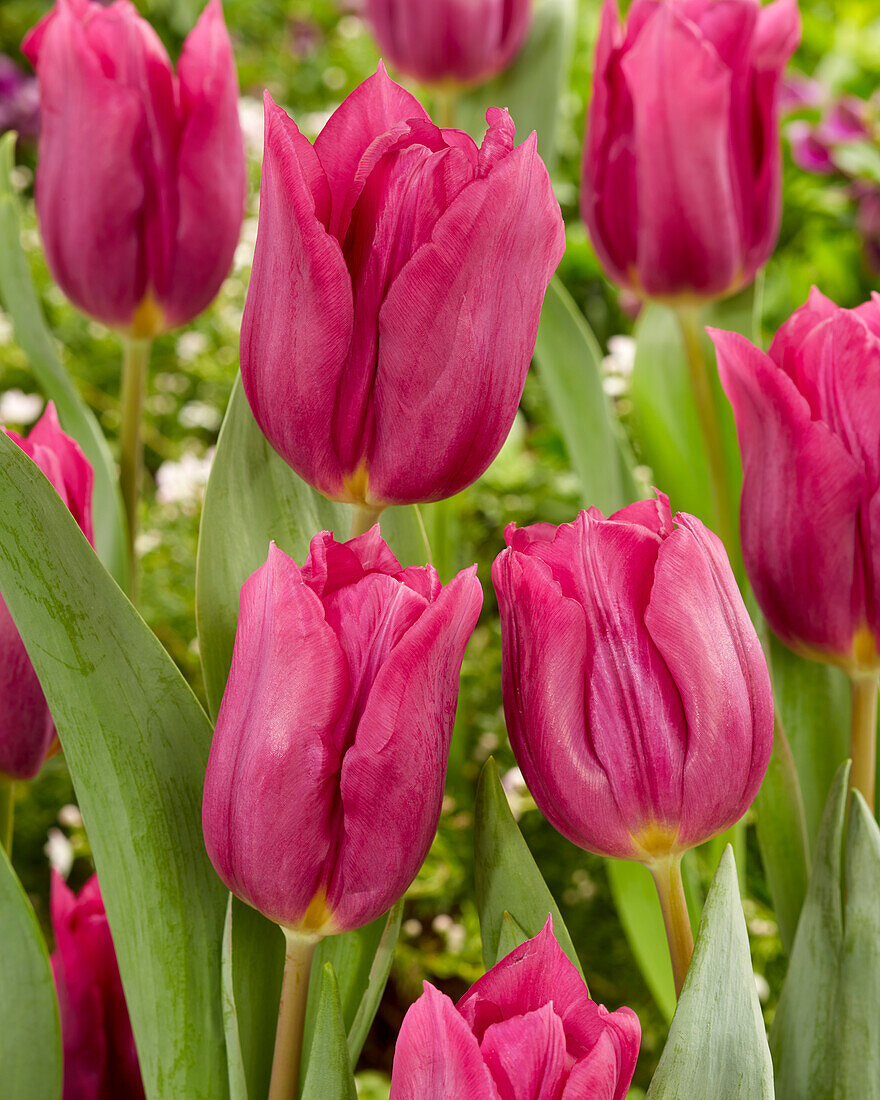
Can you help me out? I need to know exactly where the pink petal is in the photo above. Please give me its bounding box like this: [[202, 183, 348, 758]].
[[0, 597, 55, 779], [562, 1019, 641, 1100], [479, 1004, 567, 1100], [26, 403, 94, 546]]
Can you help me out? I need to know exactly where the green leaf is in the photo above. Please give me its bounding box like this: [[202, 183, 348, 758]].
[[753, 719, 810, 956], [0, 845, 61, 1100], [0, 133, 127, 589], [222, 896, 252, 1100], [0, 432, 229, 1100], [300, 964, 357, 1100], [770, 762, 880, 1100], [473, 758, 582, 975], [646, 848, 773, 1099], [496, 910, 531, 959], [533, 276, 637, 512], [457, 0, 575, 171]]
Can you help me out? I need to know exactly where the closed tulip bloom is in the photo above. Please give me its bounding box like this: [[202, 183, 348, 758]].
[[51, 871, 144, 1100], [582, 0, 800, 302], [363, 0, 532, 87], [710, 291, 880, 671], [390, 918, 640, 1100], [241, 65, 564, 509], [492, 494, 773, 863], [22, 0, 245, 335], [202, 529, 482, 935], [1, 404, 93, 780]]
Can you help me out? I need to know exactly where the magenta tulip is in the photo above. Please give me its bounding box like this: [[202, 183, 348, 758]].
[[1, 404, 93, 780], [390, 918, 640, 1100], [51, 871, 144, 1100], [22, 0, 245, 335], [240, 65, 564, 509], [362, 0, 532, 86], [581, 0, 800, 301], [202, 529, 482, 935], [492, 494, 773, 863]]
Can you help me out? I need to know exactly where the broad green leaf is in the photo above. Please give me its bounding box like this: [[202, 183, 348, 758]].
[[770, 763, 880, 1100], [646, 848, 773, 1099], [222, 896, 253, 1100], [753, 720, 810, 956], [457, 0, 575, 170], [0, 432, 229, 1100], [496, 910, 531, 959], [0, 133, 127, 588], [0, 845, 61, 1100], [533, 276, 637, 512], [474, 758, 582, 975], [301, 964, 358, 1100]]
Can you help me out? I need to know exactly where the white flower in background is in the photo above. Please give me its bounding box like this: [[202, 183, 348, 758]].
[[239, 95, 265, 157], [602, 334, 637, 397], [179, 400, 222, 431], [175, 330, 209, 363], [0, 388, 44, 426], [44, 827, 74, 879], [58, 804, 83, 829], [155, 449, 215, 506], [501, 765, 532, 821]]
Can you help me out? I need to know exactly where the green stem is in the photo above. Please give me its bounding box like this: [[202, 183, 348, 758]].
[[268, 932, 317, 1100], [350, 503, 385, 539], [850, 673, 878, 813], [0, 777, 13, 858], [675, 308, 739, 570], [649, 854, 694, 999], [433, 87, 459, 129], [119, 338, 152, 594]]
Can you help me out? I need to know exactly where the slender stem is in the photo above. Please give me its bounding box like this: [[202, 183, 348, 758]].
[[0, 777, 13, 859], [268, 932, 317, 1100], [850, 673, 878, 812], [119, 338, 152, 594], [649, 855, 694, 999], [433, 87, 459, 129], [675, 308, 739, 569], [350, 502, 385, 539]]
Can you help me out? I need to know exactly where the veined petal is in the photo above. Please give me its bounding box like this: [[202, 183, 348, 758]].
[[479, 1004, 567, 1100]]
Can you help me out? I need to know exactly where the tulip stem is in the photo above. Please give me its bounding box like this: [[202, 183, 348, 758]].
[[0, 777, 13, 858], [850, 673, 878, 812], [675, 308, 739, 570], [119, 337, 151, 595], [433, 88, 459, 129], [268, 931, 317, 1100], [649, 854, 694, 999], [350, 503, 385, 538]]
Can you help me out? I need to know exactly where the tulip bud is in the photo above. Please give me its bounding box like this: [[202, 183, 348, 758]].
[[1, 403, 93, 780], [50, 870, 145, 1100], [362, 0, 532, 87], [492, 494, 773, 862], [240, 65, 564, 510], [22, 0, 246, 336], [390, 918, 640, 1100], [710, 289, 880, 673], [581, 0, 800, 302], [202, 530, 482, 935]]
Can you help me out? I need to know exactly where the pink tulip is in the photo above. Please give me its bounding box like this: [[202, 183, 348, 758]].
[[22, 0, 245, 335], [390, 918, 640, 1100], [240, 65, 564, 509], [492, 494, 773, 861], [202, 529, 482, 935], [362, 0, 532, 86], [710, 289, 880, 672], [50, 871, 144, 1100], [581, 0, 800, 301], [1, 403, 93, 780]]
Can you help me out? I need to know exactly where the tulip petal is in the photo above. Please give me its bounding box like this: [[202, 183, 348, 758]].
[[479, 1003, 567, 1100], [25, 403, 94, 546], [769, 285, 839, 376], [371, 133, 564, 503], [300, 528, 405, 596], [161, 0, 245, 326], [329, 566, 481, 929], [240, 95, 353, 500], [202, 545, 350, 929], [0, 598, 55, 779], [562, 1021, 640, 1100], [646, 515, 773, 846], [711, 327, 865, 656], [389, 983, 501, 1100]]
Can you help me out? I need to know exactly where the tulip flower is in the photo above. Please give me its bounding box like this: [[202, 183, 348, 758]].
[[390, 918, 640, 1100], [240, 66, 564, 520], [581, 0, 800, 303], [711, 290, 880, 810], [1, 404, 93, 787], [203, 529, 481, 1097], [362, 0, 532, 88], [492, 494, 773, 992], [22, 0, 246, 336], [50, 871, 144, 1100]]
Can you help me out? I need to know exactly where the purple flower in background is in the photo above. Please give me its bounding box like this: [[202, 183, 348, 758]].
[[0, 55, 39, 139]]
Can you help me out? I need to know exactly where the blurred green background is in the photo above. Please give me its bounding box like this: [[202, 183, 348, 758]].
[[1, 0, 879, 1094]]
